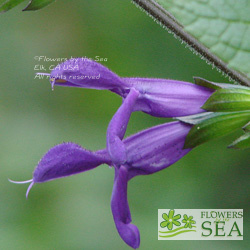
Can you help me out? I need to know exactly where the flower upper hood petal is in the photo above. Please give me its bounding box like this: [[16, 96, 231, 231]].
[[50, 58, 128, 93]]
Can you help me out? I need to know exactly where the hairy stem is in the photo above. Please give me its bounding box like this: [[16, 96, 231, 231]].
[[132, 0, 250, 87]]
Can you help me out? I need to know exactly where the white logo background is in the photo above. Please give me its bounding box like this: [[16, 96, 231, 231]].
[[158, 209, 243, 240]]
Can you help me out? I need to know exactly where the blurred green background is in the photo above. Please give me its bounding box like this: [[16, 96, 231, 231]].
[[0, 1, 248, 249]]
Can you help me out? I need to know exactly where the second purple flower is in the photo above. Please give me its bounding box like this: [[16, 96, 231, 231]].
[[11, 121, 192, 249]]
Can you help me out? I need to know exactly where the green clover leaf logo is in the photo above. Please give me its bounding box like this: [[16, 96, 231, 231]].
[[182, 214, 196, 228], [160, 209, 181, 230]]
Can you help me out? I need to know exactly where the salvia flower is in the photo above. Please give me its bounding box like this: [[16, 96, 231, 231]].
[[47, 58, 214, 118], [11, 121, 192, 249], [15, 58, 212, 248]]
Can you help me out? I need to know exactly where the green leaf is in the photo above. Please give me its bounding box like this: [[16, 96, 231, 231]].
[[0, 0, 25, 13], [155, 0, 250, 83], [203, 88, 250, 112], [23, 0, 55, 11], [181, 111, 250, 148], [228, 132, 250, 149]]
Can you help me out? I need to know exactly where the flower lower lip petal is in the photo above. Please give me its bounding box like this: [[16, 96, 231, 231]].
[[111, 166, 140, 249], [33, 142, 110, 183]]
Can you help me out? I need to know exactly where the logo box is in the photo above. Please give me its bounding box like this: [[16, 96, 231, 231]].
[[158, 209, 243, 240]]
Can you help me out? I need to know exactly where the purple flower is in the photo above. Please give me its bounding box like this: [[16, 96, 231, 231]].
[[48, 58, 213, 118], [15, 58, 210, 247], [10, 121, 192, 249]]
